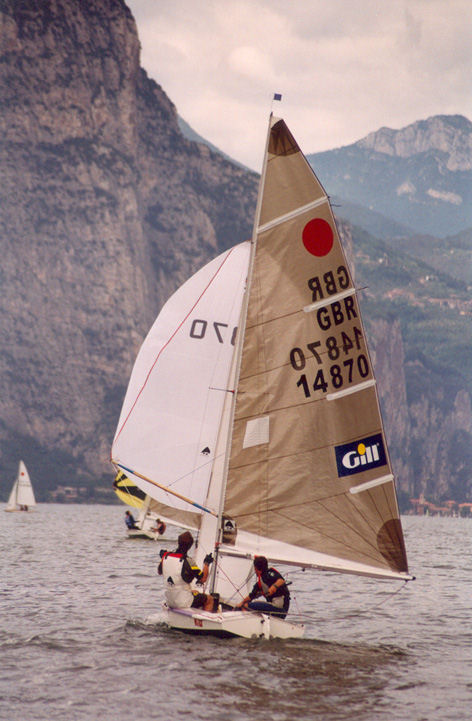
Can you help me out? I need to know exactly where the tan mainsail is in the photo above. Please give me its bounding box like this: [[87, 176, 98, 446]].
[[222, 118, 408, 577]]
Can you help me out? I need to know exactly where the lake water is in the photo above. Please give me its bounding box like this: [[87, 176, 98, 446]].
[[1, 505, 471, 720]]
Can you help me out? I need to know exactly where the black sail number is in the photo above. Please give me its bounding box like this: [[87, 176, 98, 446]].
[[290, 327, 370, 398], [190, 319, 237, 345], [295, 356, 370, 398], [290, 342, 322, 371]]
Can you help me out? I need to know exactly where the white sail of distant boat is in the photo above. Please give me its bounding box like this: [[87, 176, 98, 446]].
[[111, 115, 412, 639], [5, 461, 36, 512]]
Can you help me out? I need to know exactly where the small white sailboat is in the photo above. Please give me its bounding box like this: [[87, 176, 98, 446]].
[[5, 461, 36, 512], [111, 114, 412, 639]]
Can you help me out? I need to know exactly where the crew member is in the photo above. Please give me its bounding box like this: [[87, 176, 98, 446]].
[[236, 556, 290, 618], [158, 531, 217, 612], [152, 518, 166, 535], [125, 510, 138, 529]]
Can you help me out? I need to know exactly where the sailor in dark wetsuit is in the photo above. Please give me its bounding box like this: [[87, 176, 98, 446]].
[[236, 556, 290, 618], [125, 510, 138, 529]]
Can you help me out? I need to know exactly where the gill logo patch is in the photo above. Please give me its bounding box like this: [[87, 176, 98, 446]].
[[335, 433, 387, 477]]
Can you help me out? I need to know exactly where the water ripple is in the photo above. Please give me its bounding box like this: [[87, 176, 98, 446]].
[[1, 506, 471, 721]]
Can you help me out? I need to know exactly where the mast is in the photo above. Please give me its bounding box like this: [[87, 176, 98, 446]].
[[138, 494, 151, 529], [208, 115, 275, 592]]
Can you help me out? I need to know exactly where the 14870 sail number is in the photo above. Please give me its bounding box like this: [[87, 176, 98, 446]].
[[289, 327, 370, 396]]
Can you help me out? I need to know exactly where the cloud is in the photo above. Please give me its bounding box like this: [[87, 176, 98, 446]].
[[127, 0, 472, 170], [227, 46, 274, 82]]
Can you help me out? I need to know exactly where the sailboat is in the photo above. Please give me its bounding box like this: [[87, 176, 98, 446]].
[[113, 470, 167, 540], [111, 115, 413, 639], [5, 461, 36, 512]]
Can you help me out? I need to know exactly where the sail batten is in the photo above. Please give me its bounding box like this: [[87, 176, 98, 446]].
[[258, 196, 327, 233], [303, 287, 356, 313], [326, 378, 377, 400], [350, 474, 394, 494]]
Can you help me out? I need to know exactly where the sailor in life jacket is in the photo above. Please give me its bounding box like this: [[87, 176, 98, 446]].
[[157, 531, 216, 611], [236, 556, 290, 618]]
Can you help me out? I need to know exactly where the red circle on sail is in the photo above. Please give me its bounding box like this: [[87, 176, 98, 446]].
[[302, 218, 334, 256]]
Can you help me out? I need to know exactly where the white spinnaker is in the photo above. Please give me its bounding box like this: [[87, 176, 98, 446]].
[[112, 242, 250, 514]]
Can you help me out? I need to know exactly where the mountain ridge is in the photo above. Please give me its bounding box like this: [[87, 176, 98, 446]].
[[357, 114, 472, 170], [307, 114, 472, 237]]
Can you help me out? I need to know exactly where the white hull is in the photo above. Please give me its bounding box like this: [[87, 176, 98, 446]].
[[127, 529, 167, 541], [146, 604, 305, 639], [4, 507, 35, 513]]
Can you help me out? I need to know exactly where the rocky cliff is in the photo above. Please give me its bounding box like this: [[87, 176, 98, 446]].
[[0, 0, 257, 496]]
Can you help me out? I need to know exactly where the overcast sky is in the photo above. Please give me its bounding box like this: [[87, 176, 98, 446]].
[[126, 0, 471, 171]]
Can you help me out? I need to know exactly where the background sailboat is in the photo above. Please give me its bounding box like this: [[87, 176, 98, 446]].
[[113, 470, 180, 540], [112, 115, 412, 638], [113, 469, 162, 539], [5, 461, 36, 512]]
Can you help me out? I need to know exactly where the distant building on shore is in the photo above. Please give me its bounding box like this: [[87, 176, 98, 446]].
[[409, 494, 472, 517]]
